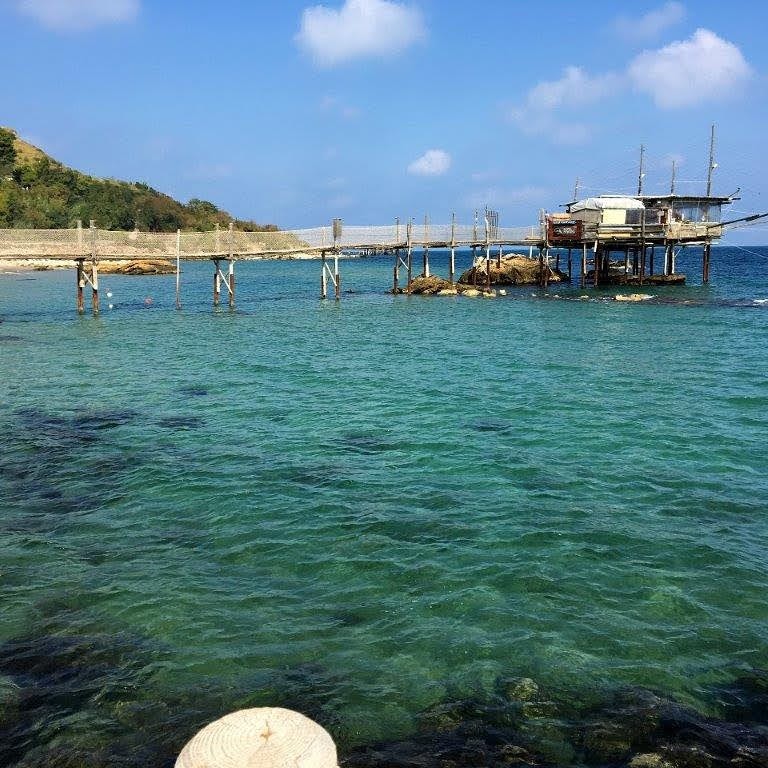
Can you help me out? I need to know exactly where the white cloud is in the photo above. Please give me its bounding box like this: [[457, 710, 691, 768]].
[[296, 0, 425, 67], [508, 28, 752, 142], [16, 0, 139, 30], [507, 66, 621, 144], [628, 28, 752, 108], [614, 2, 685, 42], [407, 149, 451, 176], [524, 66, 622, 111]]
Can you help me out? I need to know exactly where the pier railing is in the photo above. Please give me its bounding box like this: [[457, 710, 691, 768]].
[[0, 221, 545, 261]]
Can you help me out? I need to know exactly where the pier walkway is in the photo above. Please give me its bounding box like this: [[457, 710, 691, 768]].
[[0, 220, 544, 262]]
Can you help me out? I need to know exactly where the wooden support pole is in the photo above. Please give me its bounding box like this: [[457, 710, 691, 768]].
[[76, 259, 85, 314], [228, 260, 235, 309], [334, 252, 340, 300], [543, 248, 549, 288], [91, 261, 100, 315], [89, 221, 99, 315], [321, 251, 327, 298], [485, 213, 491, 291], [406, 219, 413, 291], [472, 210, 478, 286], [593, 242, 600, 287], [213, 259, 221, 306], [639, 210, 646, 284], [703, 243, 711, 284], [393, 249, 400, 293], [556, 250, 561, 272], [450, 212, 456, 284], [623, 248, 630, 277], [497, 244, 502, 269], [649, 246, 655, 275], [175, 229, 182, 310], [580, 245, 586, 289], [538, 248, 544, 288]]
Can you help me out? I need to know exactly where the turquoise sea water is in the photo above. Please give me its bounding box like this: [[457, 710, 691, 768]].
[[1, 246, 767, 764]]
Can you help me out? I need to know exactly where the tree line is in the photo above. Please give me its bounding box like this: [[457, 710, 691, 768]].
[[0, 128, 277, 232]]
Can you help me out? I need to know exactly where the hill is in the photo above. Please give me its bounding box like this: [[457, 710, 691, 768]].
[[0, 127, 277, 232]]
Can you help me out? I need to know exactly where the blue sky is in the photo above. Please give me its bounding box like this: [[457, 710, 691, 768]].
[[1, 0, 767, 241]]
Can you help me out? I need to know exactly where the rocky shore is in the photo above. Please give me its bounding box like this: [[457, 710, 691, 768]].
[[347, 672, 768, 768], [0, 258, 175, 275]]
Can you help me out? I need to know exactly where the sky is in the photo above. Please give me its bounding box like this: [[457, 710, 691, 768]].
[[1, 0, 767, 242]]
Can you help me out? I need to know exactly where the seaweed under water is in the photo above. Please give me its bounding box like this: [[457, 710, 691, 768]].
[[2, 631, 767, 768]]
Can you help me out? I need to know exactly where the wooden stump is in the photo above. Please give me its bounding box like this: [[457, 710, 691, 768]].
[[176, 707, 338, 768]]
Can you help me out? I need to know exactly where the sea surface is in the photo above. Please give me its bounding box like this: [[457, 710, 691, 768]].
[[1, 245, 767, 766]]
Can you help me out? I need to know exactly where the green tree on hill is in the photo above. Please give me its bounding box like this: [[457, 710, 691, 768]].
[[0, 128, 17, 177], [0, 128, 277, 232]]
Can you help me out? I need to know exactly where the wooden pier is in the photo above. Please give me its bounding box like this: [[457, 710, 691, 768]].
[[0, 201, 752, 313], [2, 125, 766, 312]]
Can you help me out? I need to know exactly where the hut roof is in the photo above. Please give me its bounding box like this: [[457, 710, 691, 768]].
[[569, 196, 645, 213]]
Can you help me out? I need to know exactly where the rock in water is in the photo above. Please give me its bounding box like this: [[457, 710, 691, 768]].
[[615, 293, 654, 302], [406, 275, 455, 295], [99, 259, 175, 275], [458, 254, 564, 286]]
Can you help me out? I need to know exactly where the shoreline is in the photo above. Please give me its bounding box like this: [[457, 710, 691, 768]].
[[0, 252, 364, 274]]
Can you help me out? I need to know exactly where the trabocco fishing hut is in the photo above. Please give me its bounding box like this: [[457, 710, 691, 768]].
[[546, 191, 737, 288]]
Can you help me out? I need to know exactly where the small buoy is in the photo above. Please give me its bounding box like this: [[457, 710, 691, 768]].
[[108, 303, 114, 310], [144, 297, 153, 306], [106, 291, 113, 298]]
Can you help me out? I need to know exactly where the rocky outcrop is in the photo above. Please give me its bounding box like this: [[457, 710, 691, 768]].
[[98, 259, 175, 275], [458, 254, 565, 286], [396, 275, 493, 296]]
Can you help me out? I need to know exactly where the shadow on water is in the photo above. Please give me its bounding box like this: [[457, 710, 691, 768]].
[[333, 431, 404, 456], [156, 415, 205, 430], [0, 409, 140, 535], [176, 385, 210, 398]]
